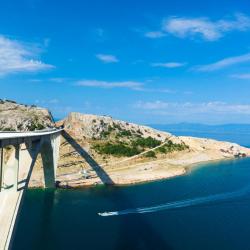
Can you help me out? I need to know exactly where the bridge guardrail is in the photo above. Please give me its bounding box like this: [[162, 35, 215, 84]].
[[0, 128, 64, 141], [0, 127, 63, 134]]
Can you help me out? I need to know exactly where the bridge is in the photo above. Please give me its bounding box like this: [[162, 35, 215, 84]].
[[0, 129, 63, 250]]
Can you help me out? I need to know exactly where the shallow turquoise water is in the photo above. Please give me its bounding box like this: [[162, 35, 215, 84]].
[[13, 156, 250, 250]]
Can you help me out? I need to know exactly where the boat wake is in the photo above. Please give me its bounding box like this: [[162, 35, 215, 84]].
[[98, 185, 250, 217]]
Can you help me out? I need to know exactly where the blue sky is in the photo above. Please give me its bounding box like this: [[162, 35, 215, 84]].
[[1, 0, 250, 124]]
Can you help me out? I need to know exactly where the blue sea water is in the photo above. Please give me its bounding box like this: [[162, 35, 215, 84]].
[[12, 130, 250, 250]]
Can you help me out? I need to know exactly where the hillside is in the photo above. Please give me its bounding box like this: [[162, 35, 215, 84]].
[[0, 100, 55, 131], [29, 112, 250, 187]]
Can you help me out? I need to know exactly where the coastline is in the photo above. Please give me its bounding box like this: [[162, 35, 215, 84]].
[[26, 120, 250, 189], [29, 154, 249, 189]]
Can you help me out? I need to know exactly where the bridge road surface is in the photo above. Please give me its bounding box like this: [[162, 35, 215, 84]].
[[0, 129, 62, 250]]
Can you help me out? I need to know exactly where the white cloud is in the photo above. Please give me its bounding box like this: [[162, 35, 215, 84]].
[[144, 31, 166, 38], [76, 80, 143, 90], [146, 13, 250, 41], [0, 35, 54, 75], [151, 62, 186, 68], [135, 101, 250, 115], [96, 54, 119, 63], [231, 73, 250, 79], [195, 53, 250, 72], [163, 17, 219, 41], [29, 77, 69, 83], [76, 79, 178, 93]]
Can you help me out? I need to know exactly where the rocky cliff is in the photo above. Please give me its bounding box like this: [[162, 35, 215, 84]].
[[60, 112, 182, 141], [0, 100, 55, 131]]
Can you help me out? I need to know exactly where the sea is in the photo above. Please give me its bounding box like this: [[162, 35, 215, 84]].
[[12, 124, 250, 250]]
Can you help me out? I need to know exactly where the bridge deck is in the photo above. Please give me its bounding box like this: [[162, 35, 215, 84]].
[[0, 129, 62, 249], [0, 129, 63, 140], [0, 192, 23, 249], [0, 147, 32, 249]]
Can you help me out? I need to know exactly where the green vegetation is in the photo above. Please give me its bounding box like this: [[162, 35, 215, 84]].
[[142, 141, 188, 159], [93, 136, 161, 157], [93, 126, 188, 159], [132, 136, 161, 149], [155, 141, 188, 154], [113, 123, 122, 130], [157, 146, 167, 153], [100, 130, 110, 138], [99, 123, 135, 139], [144, 151, 156, 158], [93, 142, 141, 157], [27, 116, 46, 131], [117, 130, 132, 137], [108, 125, 114, 132], [27, 122, 45, 131], [0, 127, 16, 131]]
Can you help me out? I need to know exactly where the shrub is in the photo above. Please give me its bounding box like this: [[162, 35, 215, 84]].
[[117, 130, 132, 137], [132, 136, 161, 149], [157, 146, 167, 153], [113, 123, 122, 130], [137, 129, 143, 135], [1, 127, 16, 131], [144, 151, 156, 158], [27, 122, 45, 131], [100, 130, 110, 138], [108, 125, 114, 132], [100, 120, 105, 126], [156, 141, 189, 154], [93, 142, 141, 157]]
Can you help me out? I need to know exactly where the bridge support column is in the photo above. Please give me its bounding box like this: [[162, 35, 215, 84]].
[[13, 145, 20, 191], [0, 145, 20, 192], [40, 134, 60, 188]]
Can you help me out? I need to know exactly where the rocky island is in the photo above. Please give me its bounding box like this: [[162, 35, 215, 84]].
[[1, 100, 250, 188]]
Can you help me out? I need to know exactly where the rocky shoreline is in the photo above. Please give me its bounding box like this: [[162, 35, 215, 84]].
[[30, 152, 249, 189]]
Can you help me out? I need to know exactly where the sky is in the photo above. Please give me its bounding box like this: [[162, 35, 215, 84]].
[[1, 0, 250, 124]]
